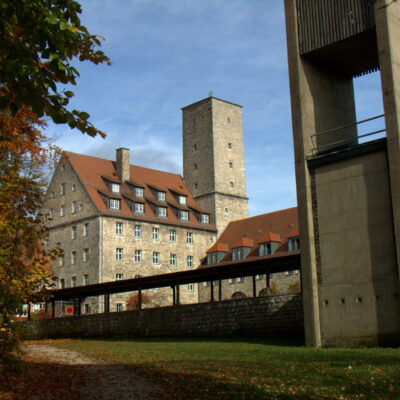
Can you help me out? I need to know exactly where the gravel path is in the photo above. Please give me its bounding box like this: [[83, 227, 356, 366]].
[[22, 344, 162, 400]]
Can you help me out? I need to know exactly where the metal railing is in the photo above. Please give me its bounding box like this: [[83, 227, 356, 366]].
[[310, 114, 386, 156]]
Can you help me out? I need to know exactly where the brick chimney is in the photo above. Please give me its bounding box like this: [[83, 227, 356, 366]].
[[116, 148, 130, 182]]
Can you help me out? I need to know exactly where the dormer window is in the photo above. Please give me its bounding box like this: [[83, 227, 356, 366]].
[[232, 248, 245, 261], [135, 187, 144, 197], [288, 237, 300, 252], [179, 195, 187, 205], [259, 243, 272, 256], [258, 232, 281, 257], [200, 214, 209, 224], [111, 183, 120, 193], [134, 203, 144, 214], [158, 206, 167, 218], [179, 210, 189, 221], [109, 198, 120, 210], [158, 191, 166, 202]]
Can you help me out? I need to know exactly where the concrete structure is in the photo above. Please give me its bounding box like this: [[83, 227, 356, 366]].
[[285, 0, 400, 346], [182, 97, 249, 234], [198, 207, 301, 302], [42, 148, 217, 313]]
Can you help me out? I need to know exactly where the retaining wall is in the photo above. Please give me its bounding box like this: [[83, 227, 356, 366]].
[[20, 294, 304, 340]]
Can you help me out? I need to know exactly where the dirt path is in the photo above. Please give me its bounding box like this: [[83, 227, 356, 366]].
[[19, 344, 162, 400]]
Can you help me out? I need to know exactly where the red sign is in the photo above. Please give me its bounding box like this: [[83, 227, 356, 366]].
[[65, 305, 74, 316]]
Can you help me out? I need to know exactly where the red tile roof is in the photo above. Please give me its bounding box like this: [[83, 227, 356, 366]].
[[258, 232, 281, 243], [204, 207, 298, 264], [64, 151, 216, 232], [231, 237, 254, 249], [287, 228, 299, 238], [206, 242, 229, 253]]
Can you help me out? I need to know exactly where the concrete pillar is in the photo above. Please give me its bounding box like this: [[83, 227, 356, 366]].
[[375, 0, 400, 281]]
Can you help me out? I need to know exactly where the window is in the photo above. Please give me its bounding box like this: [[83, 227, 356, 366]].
[[134, 225, 142, 238], [116, 273, 123, 281], [60, 205, 65, 217], [79, 203, 83, 212], [83, 274, 89, 285], [229, 162, 233, 168], [188, 283, 194, 292], [111, 183, 120, 193], [72, 201, 78, 213], [109, 199, 120, 210], [187, 232, 193, 244], [51, 191, 54, 198], [116, 303, 123, 312], [116, 248, 123, 261], [84, 223, 89, 237], [60, 279, 65, 289], [179, 210, 189, 221], [85, 304, 90, 314], [259, 243, 272, 257], [158, 191, 166, 202], [83, 248, 89, 262], [170, 254, 176, 266], [49, 209, 54, 219], [116, 222, 123, 236], [135, 250, 142, 263], [194, 163, 198, 170], [153, 252, 160, 265], [135, 187, 144, 197], [237, 277, 244, 283], [72, 184, 76, 192], [256, 274, 265, 280], [230, 182, 234, 188], [71, 276, 77, 287], [152, 227, 159, 240], [134, 203, 144, 214], [200, 214, 209, 224], [61, 165, 65, 172], [228, 143, 232, 149], [71, 226, 77, 240], [179, 195, 187, 205], [193, 144, 197, 151], [169, 230, 176, 242], [229, 278, 234, 284], [71, 251, 77, 265], [288, 237, 300, 252], [225, 207, 228, 214], [158, 207, 167, 217], [60, 183, 65, 195], [194, 183, 198, 189], [59, 254, 64, 267], [187, 256, 193, 268]]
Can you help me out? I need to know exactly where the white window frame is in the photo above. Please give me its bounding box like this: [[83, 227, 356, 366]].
[[186, 232, 193, 244], [116, 222, 123, 236], [109, 198, 120, 210], [170, 253, 176, 266], [84, 223, 89, 237], [169, 230, 176, 243], [111, 183, 120, 193], [180, 210, 189, 221], [134, 202, 144, 214], [200, 214, 209, 224], [134, 225, 142, 238], [135, 187, 144, 197], [152, 227, 159, 240], [135, 250, 142, 263], [179, 195, 187, 205], [116, 248, 123, 261], [153, 251, 160, 265], [158, 207, 167, 217], [187, 255, 193, 268], [116, 273, 123, 281], [158, 191, 166, 202]]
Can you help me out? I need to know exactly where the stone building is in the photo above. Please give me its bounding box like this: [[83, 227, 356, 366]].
[[182, 97, 249, 234], [43, 148, 217, 312], [198, 207, 300, 302], [43, 96, 251, 313]]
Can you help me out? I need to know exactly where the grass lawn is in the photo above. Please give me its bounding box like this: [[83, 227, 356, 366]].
[[47, 338, 400, 399]]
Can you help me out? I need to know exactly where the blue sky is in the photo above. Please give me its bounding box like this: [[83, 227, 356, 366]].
[[49, 0, 384, 216]]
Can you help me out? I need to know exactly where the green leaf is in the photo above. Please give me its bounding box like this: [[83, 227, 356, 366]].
[[64, 91, 74, 98]]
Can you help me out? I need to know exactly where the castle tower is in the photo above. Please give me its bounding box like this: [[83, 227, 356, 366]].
[[182, 97, 248, 234], [285, 0, 400, 347]]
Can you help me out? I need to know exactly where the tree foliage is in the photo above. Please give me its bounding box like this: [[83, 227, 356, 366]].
[[0, 107, 61, 363], [0, 0, 111, 137]]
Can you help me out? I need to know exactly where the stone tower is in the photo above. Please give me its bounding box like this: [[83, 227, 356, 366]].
[[285, 0, 400, 347], [182, 96, 248, 235]]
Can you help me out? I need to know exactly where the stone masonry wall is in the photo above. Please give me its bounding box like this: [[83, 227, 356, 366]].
[[21, 294, 304, 340]]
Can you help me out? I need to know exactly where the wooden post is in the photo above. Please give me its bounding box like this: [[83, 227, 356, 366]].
[[210, 281, 214, 302], [51, 299, 55, 319], [104, 293, 110, 313], [77, 297, 81, 316], [266, 272, 271, 288], [27, 303, 31, 320], [172, 286, 176, 306], [45, 302, 48, 319], [138, 288, 142, 310], [252, 275, 257, 298], [218, 279, 222, 301], [176, 284, 180, 305]]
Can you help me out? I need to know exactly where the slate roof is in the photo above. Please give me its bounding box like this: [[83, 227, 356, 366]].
[[63, 151, 216, 232], [203, 207, 299, 265]]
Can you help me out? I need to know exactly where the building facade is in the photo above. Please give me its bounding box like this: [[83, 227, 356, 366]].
[[182, 97, 249, 234], [198, 207, 300, 302]]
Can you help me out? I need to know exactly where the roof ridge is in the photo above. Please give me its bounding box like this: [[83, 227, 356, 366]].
[[228, 206, 298, 225]]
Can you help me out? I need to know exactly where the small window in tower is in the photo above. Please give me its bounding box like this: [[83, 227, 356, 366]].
[[228, 143, 232, 149], [229, 162, 233, 168], [194, 163, 198, 170], [230, 182, 234, 188], [225, 207, 228, 214], [227, 118, 230, 123], [193, 144, 197, 151], [194, 183, 198, 189]]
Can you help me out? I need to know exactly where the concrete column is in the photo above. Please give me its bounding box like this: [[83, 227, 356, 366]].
[[376, 0, 400, 281]]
